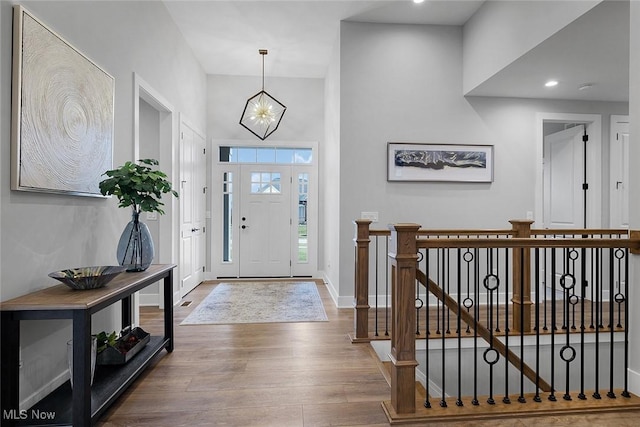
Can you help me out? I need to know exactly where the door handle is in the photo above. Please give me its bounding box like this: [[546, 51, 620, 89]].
[[241, 225, 248, 229], [192, 228, 200, 232], [616, 181, 623, 189]]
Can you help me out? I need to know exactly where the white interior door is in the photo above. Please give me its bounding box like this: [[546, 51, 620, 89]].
[[239, 165, 291, 277], [180, 119, 206, 296], [543, 125, 586, 229], [543, 125, 588, 298], [610, 116, 629, 229]]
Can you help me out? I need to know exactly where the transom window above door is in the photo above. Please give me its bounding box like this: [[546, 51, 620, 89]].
[[219, 146, 312, 164]]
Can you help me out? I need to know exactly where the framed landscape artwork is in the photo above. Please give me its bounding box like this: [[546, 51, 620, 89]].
[[387, 143, 494, 182], [11, 6, 114, 197]]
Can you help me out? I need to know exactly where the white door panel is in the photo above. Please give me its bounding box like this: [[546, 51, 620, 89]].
[[239, 165, 291, 277], [543, 125, 586, 298], [543, 125, 585, 229], [180, 119, 206, 296], [610, 116, 629, 229]]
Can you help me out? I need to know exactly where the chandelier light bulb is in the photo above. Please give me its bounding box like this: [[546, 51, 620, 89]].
[[250, 95, 276, 125]]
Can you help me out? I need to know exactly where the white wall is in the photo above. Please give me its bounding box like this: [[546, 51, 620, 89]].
[[337, 20, 627, 306], [463, 0, 600, 94], [0, 0, 206, 406]]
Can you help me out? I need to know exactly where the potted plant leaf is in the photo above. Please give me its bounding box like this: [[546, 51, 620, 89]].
[[99, 159, 178, 271]]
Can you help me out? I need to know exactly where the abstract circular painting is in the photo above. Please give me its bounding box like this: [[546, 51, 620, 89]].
[[11, 6, 114, 197]]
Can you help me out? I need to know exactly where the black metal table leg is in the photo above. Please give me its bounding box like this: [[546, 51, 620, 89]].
[[72, 310, 92, 426], [1, 312, 19, 427], [164, 270, 174, 352]]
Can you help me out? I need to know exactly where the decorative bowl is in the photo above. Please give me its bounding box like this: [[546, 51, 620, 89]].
[[48, 266, 127, 290]]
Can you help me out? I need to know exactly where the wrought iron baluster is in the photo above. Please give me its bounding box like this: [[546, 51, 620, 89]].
[[472, 247, 480, 406], [543, 247, 549, 331], [374, 236, 379, 337], [549, 247, 557, 402], [436, 249, 442, 335], [446, 245, 451, 335], [416, 250, 424, 336], [456, 248, 463, 407], [623, 248, 630, 398], [494, 246, 501, 333], [615, 248, 624, 329], [503, 247, 510, 404], [560, 266, 576, 401], [424, 249, 431, 409], [562, 246, 568, 331], [385, 236, 390, 336], [534, 248, 542, 402], [484, 264, 500, 405], [607, 248, 616, 399], [441, 248, 448, 408], [518, 247, 526, 404], [464, 248, 473, 334], [589, 247, 596, 329], [579, 247, 587, 400]]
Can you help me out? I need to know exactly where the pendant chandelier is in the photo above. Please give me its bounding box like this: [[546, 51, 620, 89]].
[[239, 49, 287, 140]]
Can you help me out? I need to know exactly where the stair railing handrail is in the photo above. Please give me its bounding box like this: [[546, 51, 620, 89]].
[[351, 219, 638, 342]]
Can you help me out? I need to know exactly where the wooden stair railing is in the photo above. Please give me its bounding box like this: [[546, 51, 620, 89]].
[[383, 220, 640, 419]]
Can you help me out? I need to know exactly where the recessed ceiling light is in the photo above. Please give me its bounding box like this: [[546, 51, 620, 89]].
[[545, 80, 559, 87], [413, 0, 425, 3]]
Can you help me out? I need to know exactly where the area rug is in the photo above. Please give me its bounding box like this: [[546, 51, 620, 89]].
[[180, 281, 328, 325]]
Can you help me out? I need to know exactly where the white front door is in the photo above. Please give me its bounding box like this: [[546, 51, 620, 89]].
[[543, 125, 586, 229], [179, 119, 206, 296], [610, 115, 629, 229], [239, 165, 292, 276]]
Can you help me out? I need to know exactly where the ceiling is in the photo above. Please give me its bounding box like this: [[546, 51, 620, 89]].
[[163, 0, 629, 102]]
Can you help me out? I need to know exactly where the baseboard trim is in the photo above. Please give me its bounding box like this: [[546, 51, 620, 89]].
[[139, 293, 159, 307], [319, 271, 341, 307], [629, 367, 640, 395], [20, 370, 68, 411]]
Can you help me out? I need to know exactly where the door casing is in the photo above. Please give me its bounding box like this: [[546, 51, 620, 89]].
[[180, 115, 206, 296], [210, 140, 318, 279]]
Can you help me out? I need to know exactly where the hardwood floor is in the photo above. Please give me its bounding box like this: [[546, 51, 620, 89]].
[[98, 280, 640, 426]]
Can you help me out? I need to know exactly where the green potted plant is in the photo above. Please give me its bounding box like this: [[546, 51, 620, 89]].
[[99, 159, 178, 271]]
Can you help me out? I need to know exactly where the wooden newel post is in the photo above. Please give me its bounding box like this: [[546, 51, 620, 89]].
[[389, 223, 420, 415], [352, 219, 372, 343], [510, 219, 534, 333]]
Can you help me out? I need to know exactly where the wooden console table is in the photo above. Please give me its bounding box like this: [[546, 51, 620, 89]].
[[0, 264, 176, 426]]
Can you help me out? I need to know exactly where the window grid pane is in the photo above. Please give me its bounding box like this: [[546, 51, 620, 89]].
[[220, 146, 312, 164], [250, 172, 281, 194], [222, 172, 233, 262], [298, 173, 309, 262]]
